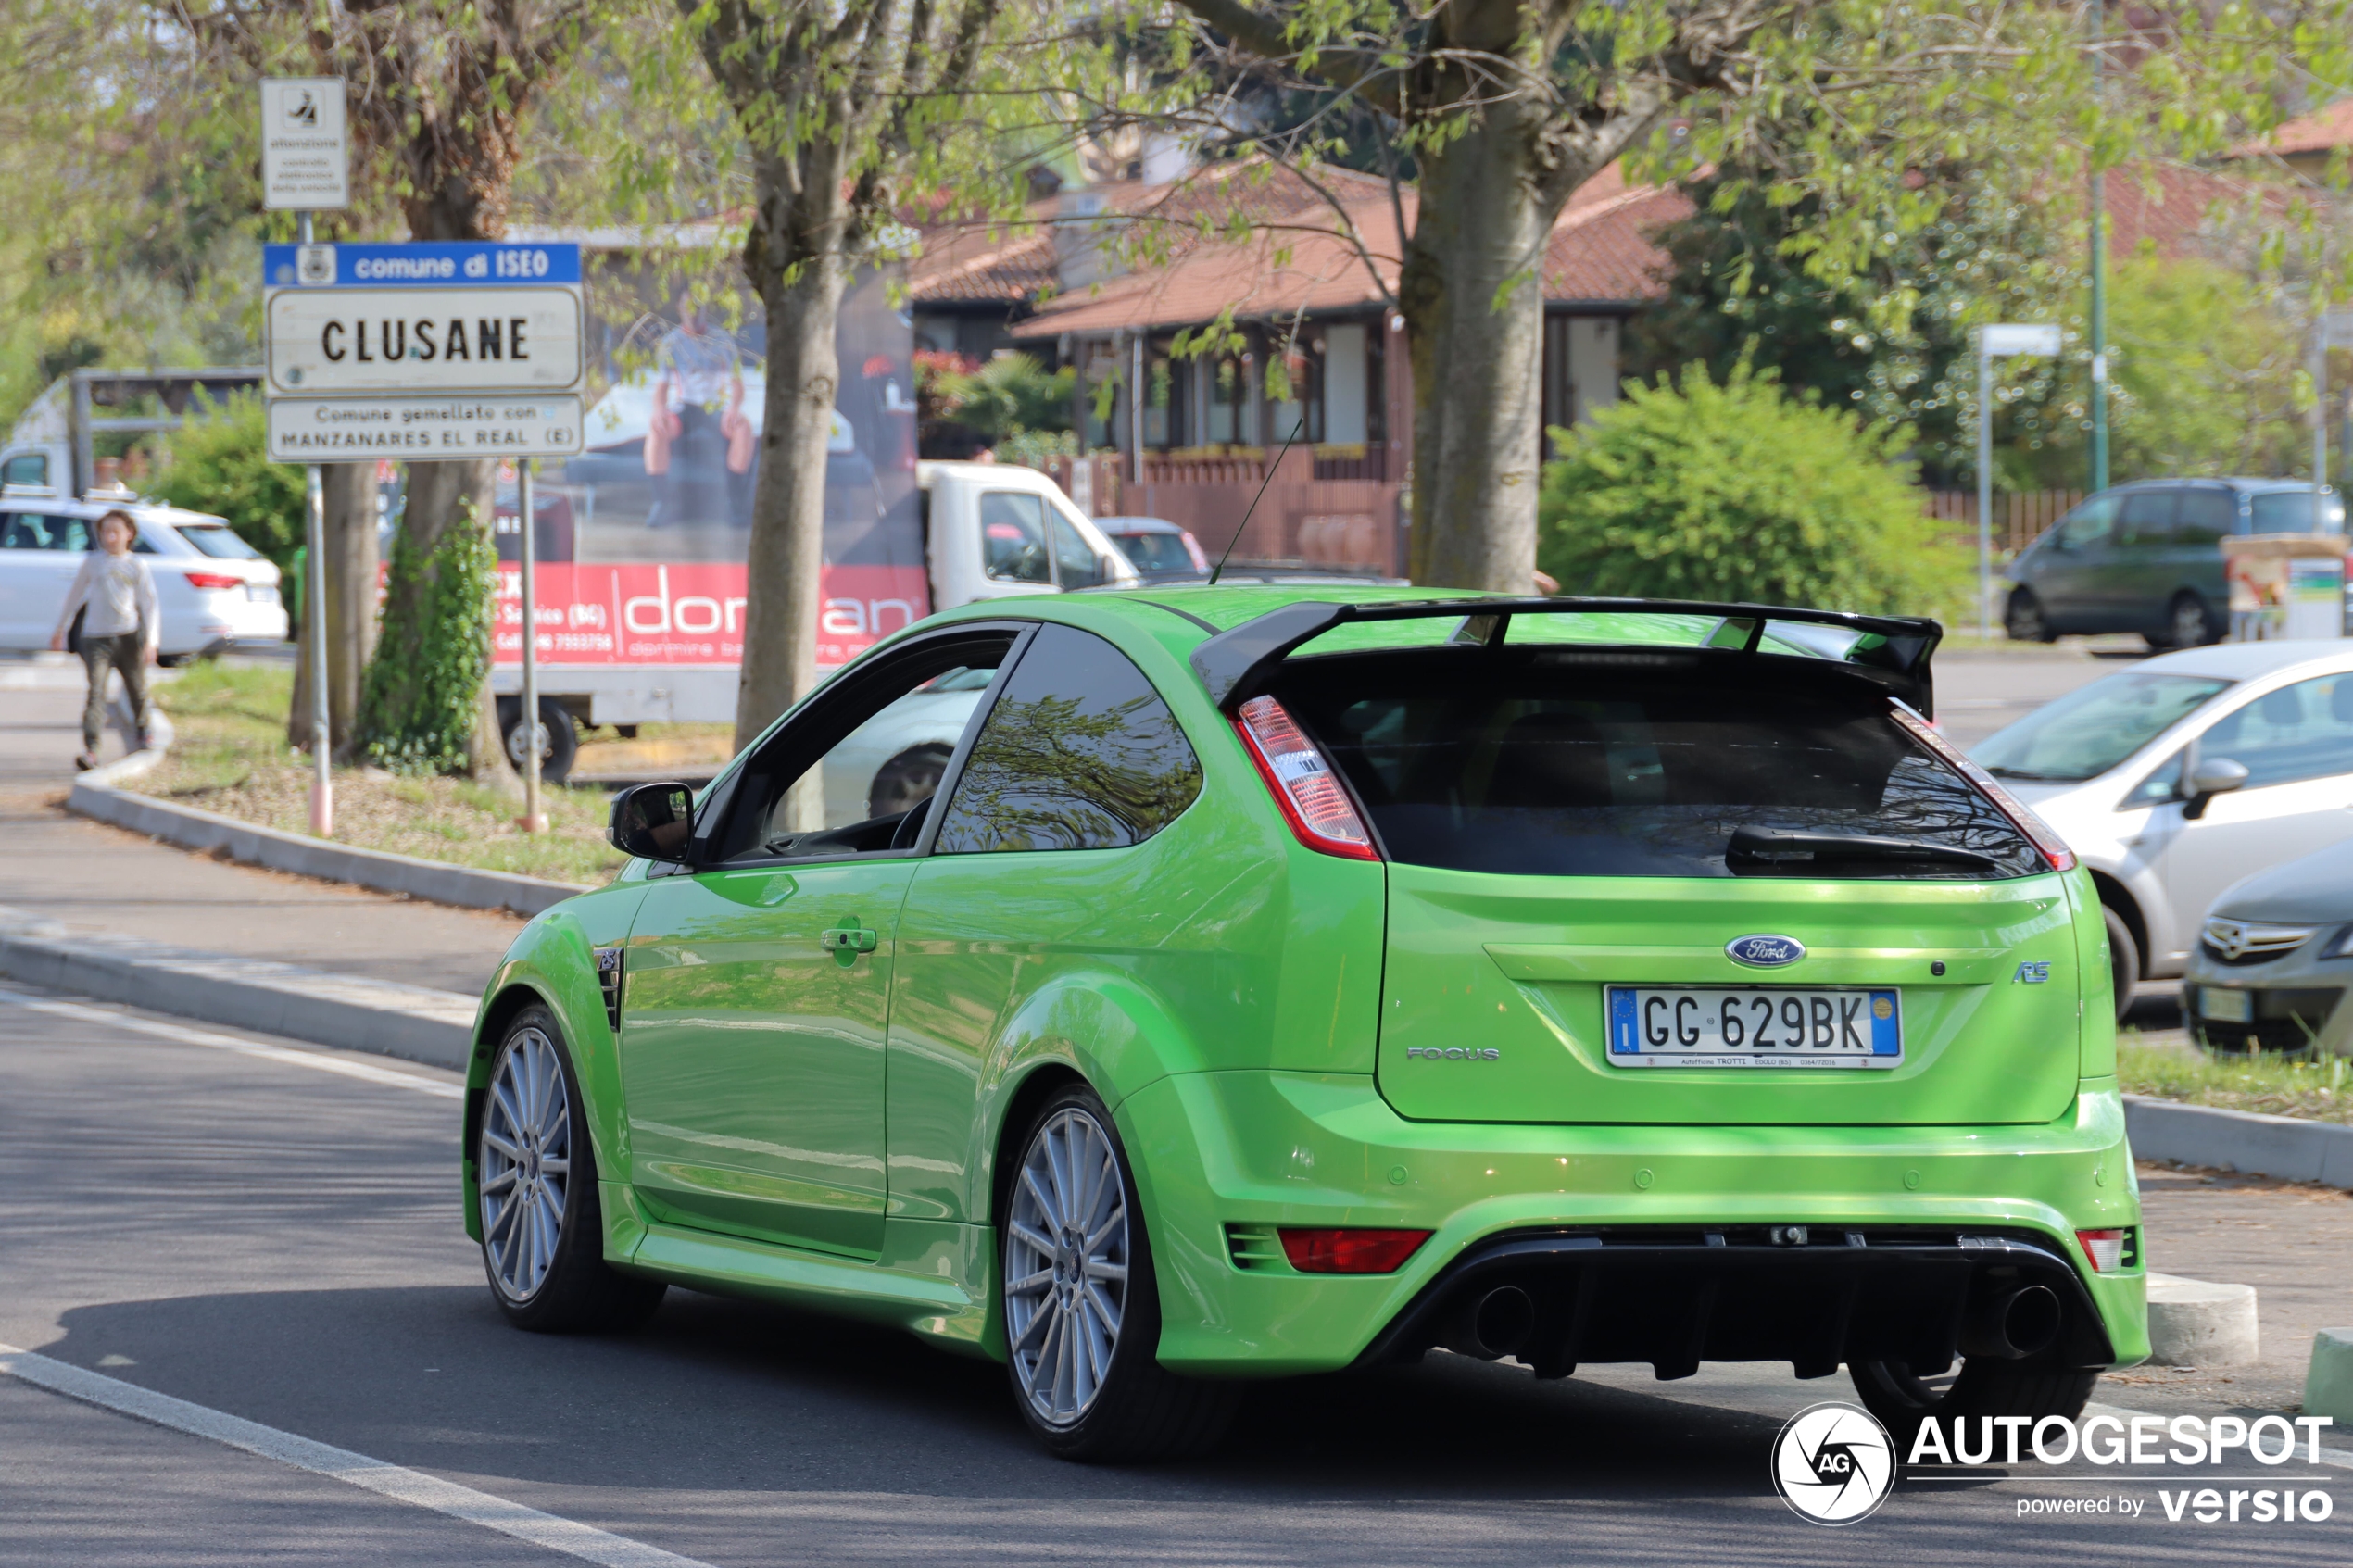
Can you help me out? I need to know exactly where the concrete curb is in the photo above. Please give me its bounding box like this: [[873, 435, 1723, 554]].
[[0, 909, 472, 1071], [67, 781, 590, 919], [2123, 1094, 2353, 1190], [2145, 1272, 2260, 1367]]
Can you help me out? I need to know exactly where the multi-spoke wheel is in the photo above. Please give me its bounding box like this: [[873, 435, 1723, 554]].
[[1000, 1083, 1239, 1461], [1005, 1105, 1131, 1424], [476, 1009, 665, 1333]]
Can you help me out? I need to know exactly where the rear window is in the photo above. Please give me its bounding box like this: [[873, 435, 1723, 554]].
[[1114, 531, 1202, 574], [173, 521, 261, 559], [1278, 659, 2045, 880], [2250, 491, 2345, 534]]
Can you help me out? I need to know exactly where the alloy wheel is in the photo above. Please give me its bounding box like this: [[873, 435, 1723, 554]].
[[480, 1027, 573, 1303], [1004, 1107, 1130, 1425], [2171, 596, 2208, 648]]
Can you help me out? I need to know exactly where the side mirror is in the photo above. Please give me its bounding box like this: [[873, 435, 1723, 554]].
[[610, 781, 697, 862], [2182, 756, 2249, 821]]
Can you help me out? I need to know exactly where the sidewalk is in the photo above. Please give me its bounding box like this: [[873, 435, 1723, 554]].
[[0, 684, 522, 997]]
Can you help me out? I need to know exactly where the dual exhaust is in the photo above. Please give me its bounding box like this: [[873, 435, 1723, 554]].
[[1439, 1279, 2064, 1364]]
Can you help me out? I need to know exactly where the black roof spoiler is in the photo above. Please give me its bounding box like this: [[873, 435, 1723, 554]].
[[1188, 596, 1942, 718]]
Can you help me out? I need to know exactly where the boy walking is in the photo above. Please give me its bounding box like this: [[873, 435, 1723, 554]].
[[47, 509, 159, 771]]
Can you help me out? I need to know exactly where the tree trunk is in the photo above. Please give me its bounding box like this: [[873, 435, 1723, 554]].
[[285, 463, 379, 755], [1400, 107, 1558, 593], [736, 248, 850, 752]]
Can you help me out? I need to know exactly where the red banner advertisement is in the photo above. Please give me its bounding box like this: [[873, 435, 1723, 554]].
[[492, 562, 932, 670]]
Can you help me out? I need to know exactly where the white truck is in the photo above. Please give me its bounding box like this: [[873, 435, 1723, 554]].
[[1, 369, 264, 497], [492, 458, 1143, 777]]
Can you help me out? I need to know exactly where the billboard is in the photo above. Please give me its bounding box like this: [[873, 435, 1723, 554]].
[[489, 264, 925, 671]]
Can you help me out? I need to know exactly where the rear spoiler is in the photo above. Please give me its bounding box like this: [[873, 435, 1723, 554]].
[[1188, 596, 1942, 717]]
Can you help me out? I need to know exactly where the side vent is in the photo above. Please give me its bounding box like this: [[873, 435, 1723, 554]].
[[1225, 1223, 1285, 1271], [595, 947, 623, 1035]]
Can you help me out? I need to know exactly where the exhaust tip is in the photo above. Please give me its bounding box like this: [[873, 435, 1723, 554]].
[[1961, 1282, 2063, 1361], [1445, 1286, 1537, 1360]]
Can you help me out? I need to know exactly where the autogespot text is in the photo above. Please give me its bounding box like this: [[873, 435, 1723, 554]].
[[1908, 1413, 2337, 1525]]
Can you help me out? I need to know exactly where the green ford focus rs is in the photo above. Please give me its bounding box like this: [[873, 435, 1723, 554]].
[[462, 587, 2147, 1461]]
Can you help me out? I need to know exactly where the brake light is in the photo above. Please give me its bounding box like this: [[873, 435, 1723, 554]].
[[1278, 1227, 1431, 1274], [1890, 703, 2077, 872], [1234, 695, 1378, 859], [183, 571, 243, 591], [2076, 1228, 2128, 1273]]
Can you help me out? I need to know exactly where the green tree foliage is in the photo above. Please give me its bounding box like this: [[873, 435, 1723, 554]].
[[1538, 363, 1957, 616], [1631, 165, 2071, 489], [356, 507, 497, 774], [149, 393, 305, 577], [917, 351, 1074, 440]]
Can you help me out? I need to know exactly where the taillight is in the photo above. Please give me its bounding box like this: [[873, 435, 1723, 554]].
[[1890, 703, 2077, 872], [1278, 1227, 1431, 1274], [2076, 1228, 2128, 1272], [184, 571, 243, 591], [1234, 696, 1378, 859]]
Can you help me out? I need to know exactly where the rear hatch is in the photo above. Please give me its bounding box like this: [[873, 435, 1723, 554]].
[[1271, 630, 2083, 1126]]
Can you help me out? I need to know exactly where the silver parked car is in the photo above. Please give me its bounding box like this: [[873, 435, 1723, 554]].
[[1970, 640, 2353, 1017], [2181, 836, 2353, 1056]]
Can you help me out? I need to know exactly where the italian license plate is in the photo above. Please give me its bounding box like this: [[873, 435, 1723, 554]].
[[2200, 986, 2253, 1023], [248, 583, 279, 603], [1604, 986, 1903, 1069]]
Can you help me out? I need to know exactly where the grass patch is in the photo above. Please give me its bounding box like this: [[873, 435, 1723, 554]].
[[2119, 1034, 2353, 1125], [144, 661, 626, 885]]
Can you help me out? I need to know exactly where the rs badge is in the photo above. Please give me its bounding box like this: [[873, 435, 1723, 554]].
[[2015, 961, 2051, 984]]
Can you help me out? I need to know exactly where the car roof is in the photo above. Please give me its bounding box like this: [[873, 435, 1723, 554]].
[[2129, 639, 2353, 681]]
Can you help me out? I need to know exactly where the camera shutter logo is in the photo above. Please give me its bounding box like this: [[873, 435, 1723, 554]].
[[1771, 1402, 1894, 1525]]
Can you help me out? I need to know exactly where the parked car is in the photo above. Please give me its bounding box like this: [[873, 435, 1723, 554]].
[[1096, 516, 1210, 582], [0, 486, 286, 661], [1971, 640, 2353, 1017], [2002, 479, 2344, 649], [2179, 836, 2353, 1057], [464, 590, 2144, 1460]]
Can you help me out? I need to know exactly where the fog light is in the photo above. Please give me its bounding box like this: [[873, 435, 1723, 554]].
[[1277, 1227, 1432, 1274], [2077, 1228, 2127, 1272]]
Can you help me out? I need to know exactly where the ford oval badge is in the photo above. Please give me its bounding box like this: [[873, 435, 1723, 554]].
[[1727, 934, 1806, 968]]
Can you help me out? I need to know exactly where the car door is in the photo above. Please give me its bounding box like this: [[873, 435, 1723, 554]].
[[2110, 487, 2179, 633], [2141, 669, 2353, 965], [2168, 485, 2235, 629], [0, 511, 94, 650], [619, 627, 1019, 1257], [2032, 494, 2122, 631], [884, 621, 1208, 1229]]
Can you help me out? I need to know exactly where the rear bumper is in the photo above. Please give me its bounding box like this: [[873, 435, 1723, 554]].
[[1116, 1070, 2147, 1377]]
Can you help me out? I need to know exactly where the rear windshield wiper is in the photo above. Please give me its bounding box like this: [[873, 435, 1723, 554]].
[[1726, 825, 2001, 872]]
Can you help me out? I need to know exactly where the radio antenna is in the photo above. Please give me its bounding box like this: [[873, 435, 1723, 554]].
[[1209, 412, 1308, 585]]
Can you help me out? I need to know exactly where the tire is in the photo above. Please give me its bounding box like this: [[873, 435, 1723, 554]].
[[2155, 592, 2215, 651], [500, 696, 580, 784], [1000, 1083, 1239, 1462], [1849, 1357, 2098, 1458], [2101, 903, 2139, 1023], [2004, 590, 2055, 644], [478, 1008, 666, 1333], [867, 742, 955, 821]]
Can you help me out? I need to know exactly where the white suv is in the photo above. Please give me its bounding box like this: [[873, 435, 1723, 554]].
[[0, 489, 287, 661]]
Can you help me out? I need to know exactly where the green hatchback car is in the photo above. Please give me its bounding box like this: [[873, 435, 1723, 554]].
[[463, 588, 2147, 1460]]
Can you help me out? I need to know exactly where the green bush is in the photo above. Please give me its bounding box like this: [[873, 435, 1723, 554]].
[[150, 391, 305, 576], [1538, 363, 1961, 618], [356, 510, 495, 774]]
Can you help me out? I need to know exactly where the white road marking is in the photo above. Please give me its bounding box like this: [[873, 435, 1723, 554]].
[[0, 1343, 715, 1568], [0, 985, 463, 1099]]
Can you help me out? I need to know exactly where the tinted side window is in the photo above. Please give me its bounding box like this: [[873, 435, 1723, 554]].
[[934, 623, 1202, 853], [1, 454, 46, 487], [2174, 489, 2233, 544], [2118, 489, 2177, 547], [2251, 491, 2347, 535], [2052, 495, 2119, 549], [1050, 511, 1104, 587]]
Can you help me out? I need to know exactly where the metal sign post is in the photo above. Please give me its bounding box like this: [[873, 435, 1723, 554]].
[[266, 79, 348, 835], [517, 458, 545, 833], [1976, 323, 2064, 640]]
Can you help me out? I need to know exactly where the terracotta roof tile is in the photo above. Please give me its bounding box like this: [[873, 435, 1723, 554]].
[[2231, 98, 2353, 159]]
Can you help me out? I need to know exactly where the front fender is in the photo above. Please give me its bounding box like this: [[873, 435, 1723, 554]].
[[461, 886, 648, 1243]]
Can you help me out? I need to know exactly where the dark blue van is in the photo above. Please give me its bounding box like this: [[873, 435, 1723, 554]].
[[2003, 479, 2345, 647]]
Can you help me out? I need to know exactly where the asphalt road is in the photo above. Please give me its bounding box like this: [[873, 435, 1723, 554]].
[[3, 982, 2345, 1567]]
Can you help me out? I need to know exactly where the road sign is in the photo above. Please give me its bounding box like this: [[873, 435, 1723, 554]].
[[266, 394, 585, 462], [266, 287, 585, 395], [1980, 323, 2062, 357], [260, 79, 349, 211]]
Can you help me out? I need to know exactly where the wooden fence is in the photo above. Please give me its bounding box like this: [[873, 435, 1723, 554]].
[[1924, 489, 2083, 557]]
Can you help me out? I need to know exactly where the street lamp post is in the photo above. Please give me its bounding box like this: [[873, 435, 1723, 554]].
[[2088, 0, 2109, 495], [1978, 323, 2064, 640]]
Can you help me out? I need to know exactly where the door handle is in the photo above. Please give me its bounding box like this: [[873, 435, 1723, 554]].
[[820, 924, 879, 957]]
